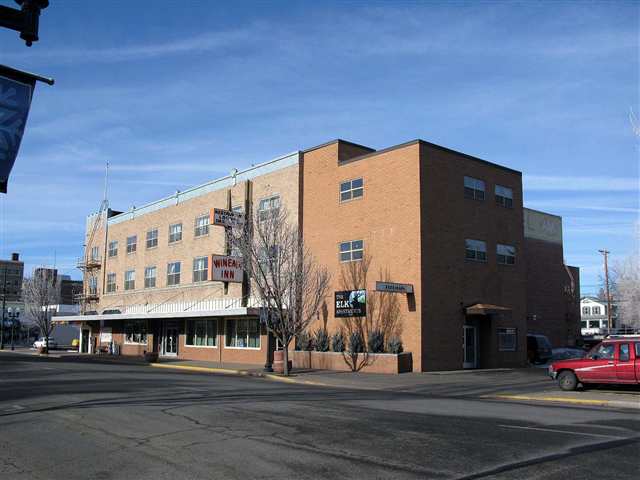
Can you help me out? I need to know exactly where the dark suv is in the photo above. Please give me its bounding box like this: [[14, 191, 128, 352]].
[[527, 334, 552, 364]]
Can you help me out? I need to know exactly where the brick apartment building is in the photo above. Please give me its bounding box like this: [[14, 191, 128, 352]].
[[55, 139, 580, 371]]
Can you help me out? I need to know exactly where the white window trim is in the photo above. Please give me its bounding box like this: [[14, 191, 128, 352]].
[[167, 262, 181, 286], [194, 214, 210, 237], [184, 319, 218, 349], [339, 177, 364, 203], [126, 236, 137, 254], [224, 318, 261, 350], [339, 240, 364, 263], [168, 223, 183, 244], [144, 266, 157, 289], [192, 256, 209, 283], [465, 239, 487, 262], [146, 228, 159, 249]]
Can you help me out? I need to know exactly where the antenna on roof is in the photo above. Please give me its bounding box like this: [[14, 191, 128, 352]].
[[103, 161, 110, 209]]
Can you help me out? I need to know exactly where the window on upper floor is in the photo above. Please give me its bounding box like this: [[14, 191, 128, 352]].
[[90, 246, 100, 260], [194, 214, 210, 237], [339, 240, 364, 262], [108, 241, 118, 257], [169, 223, 182, 243], [106, 273, 116, 293], [592, 306, 601, 315], [495, 185, 513, 208], [258, 195, 280, 222], [340, 178, 364, 203], [496, 244, 516, 265], [88, 276, 98, 295], [464, 176, 485, 200], [465, 239, 487, 262], [582, 306, 590, 315], [146, 228, 158, 249], [144, 266, 156, 288], [167, 262, 181, 286], [124, 270, 135, 291], [126, 235, 137, 254], [193, 256, 209, 282]]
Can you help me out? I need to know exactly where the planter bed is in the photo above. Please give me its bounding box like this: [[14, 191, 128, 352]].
[[293, 350, 413, 374]]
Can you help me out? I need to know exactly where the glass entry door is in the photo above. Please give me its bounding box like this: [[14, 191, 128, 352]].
[[463, 325, 477, 369], [162, 321, 179, 356]]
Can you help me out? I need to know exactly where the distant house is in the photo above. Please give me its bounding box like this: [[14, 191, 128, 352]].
[[580, 296, 618, 335]]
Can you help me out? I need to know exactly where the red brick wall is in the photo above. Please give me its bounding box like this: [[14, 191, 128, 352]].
[[420, 143, 528, 370]]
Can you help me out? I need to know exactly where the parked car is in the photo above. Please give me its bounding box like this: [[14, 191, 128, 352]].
[[548, 336, 640, 391], [33, 337, 58, 350], [527, 334, 553, 364]]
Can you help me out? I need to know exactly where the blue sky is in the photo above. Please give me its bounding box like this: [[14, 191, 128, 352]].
[[0, 1, 637, 293]]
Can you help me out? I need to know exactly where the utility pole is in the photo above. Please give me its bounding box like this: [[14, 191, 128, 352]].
[[599, 249, 613, 330], [0, 267, 6, 349]]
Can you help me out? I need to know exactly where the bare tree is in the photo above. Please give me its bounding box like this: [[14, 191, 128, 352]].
[[611, 253, 640, 329], [230, 205, 330, 375], [23, 272, 59, 353], [339, 255, 403, 371]]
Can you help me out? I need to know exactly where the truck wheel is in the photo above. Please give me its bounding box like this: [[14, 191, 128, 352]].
[[558, 371, 578, 391]]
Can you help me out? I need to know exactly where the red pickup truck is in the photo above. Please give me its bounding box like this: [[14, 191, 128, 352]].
[[548, 337, 640, 391]]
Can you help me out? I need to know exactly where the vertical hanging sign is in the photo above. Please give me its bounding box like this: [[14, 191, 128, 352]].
[[0, 64, 54, 194]]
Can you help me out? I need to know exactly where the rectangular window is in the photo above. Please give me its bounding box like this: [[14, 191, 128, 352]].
[[258, 195, 280, 221], [186, 319, 218, 347], [498, 328, 517, 352], [194, 214, 210, 237], [88, 276, 98, 295], [339, 240, 364, 262], [580, 320, 587, 328], [226, 318, 260, 348], [144, 266, 156, 288], [464, 176, 485, 200], [582, 306, 590, 315], [169, 223, 182, 243], [193, 256, 209, 282], [495, 185, 513, 208], [232, 205, 243, 213], [619, 344, 630, 362], [124, 270, 135, 291], [496, 244, 516, 265], [108, 241, 118, 257], [126, 235, 137, 254], [588, 320, 600, 328], [90, 246, 100, 261], [340, 178, 364, 202], [592, 306, 601, 315], [167, 262, 181, 286], [106, 273, 116, 293], [465, 239, 487, 262], [146, 228, 158, 249], [124, 320, 147, 344]]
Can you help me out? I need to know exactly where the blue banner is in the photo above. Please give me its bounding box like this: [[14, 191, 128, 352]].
[[0, 75, 33, 193]]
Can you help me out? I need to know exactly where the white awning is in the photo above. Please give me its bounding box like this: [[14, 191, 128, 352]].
[[52, 307, 259, 324]]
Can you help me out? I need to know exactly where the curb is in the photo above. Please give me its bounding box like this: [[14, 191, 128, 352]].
[[149, 363, 252, 376], [483, 394, 640, 410], [0, 349, 63, 359]]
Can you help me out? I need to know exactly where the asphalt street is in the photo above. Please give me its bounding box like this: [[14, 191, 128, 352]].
[[0, 353, 637, 480]]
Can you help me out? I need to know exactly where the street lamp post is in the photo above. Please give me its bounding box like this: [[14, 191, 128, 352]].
[[0, 266, 6, 350], [0, 0, 49, 47], [8, 307, 14, 350]]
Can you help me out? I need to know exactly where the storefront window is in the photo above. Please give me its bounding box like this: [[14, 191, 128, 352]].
[[124, 320, 147, 344], [186, 319, 217, 347], [226, 318, 260, 348]]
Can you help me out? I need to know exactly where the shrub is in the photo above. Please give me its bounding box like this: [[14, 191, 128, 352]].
[[368, 329, 385, 353], [314, 328, 330, 352], [296, 331, 313, 351], [331, 330, 346, 352], [348, 331, 365, 353], [388, 336, 403, 354]]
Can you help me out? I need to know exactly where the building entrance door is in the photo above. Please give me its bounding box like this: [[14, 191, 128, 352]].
[[161, 321, 179, 357], [463, 325, 478, 369], [81, 329, 90, 353]]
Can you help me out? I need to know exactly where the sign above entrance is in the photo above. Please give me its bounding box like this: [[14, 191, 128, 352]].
[[375, 282, 414, 294], [211, 208, 244, 228], [335, 290, 366, 317], [211, 255, 244, 283]]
